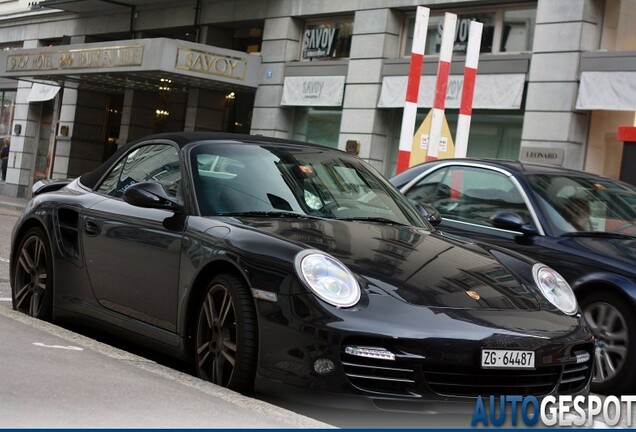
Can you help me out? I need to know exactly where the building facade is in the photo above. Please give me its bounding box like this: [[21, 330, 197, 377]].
[[0, 0, 635, 197]]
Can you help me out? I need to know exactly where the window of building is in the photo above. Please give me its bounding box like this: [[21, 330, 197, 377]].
[[386, 110, 523, 177], [300, 17, 353, 61], [501, 8, 536, 52], [401, 4, 536, 56], [0, 90, 16, 139], [292, 107, 342, 148]]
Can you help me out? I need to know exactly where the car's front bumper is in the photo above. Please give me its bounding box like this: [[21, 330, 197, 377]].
[[254, 292, 594, 411]]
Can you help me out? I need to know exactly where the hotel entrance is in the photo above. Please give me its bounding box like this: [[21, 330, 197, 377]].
[[0, 37, 261, 196]]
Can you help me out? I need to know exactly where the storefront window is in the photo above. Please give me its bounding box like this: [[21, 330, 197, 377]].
[[292, 107, 342, 148], [0, 90, 16, 138], [402, 5, 536, 56], [387, 110, 523, 177], [301, 18, 353, 61]]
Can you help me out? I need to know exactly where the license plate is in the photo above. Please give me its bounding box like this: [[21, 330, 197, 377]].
[[481, 349, 535, 369]]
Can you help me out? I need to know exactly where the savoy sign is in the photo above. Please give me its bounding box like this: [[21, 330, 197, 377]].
[[302, 28, 339, 59]]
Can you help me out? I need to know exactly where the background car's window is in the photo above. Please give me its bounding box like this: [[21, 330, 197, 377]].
[[97, 144, 180, 198], [405, 166, 531, 227], [527, 174, 636, 235]]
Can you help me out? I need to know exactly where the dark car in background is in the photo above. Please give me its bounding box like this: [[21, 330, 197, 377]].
[[11, 134, 593, 410], [391, 158, 636, 394]]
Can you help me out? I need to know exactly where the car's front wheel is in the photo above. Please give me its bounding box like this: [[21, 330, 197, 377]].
[[581, 291, 636, 394], [194, 273, 257, 394], [12, 227, 53, 320]]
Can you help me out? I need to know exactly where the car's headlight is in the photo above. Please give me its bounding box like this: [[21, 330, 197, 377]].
[[532, 264, 577, 315], [296, 250, 360, 308]]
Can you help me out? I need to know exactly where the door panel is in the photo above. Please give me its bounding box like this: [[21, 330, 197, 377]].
[[82, 199, 182, 332]]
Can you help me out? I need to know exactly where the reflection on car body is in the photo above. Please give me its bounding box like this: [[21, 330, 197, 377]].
[[11, 134, 593, 411], [391, 158, 636, 394]]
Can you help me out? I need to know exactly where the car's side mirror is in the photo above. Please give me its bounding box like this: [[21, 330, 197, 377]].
[[123, 181, 183, 212], [414, 202, 442, 226], [491, 212, 538, 236]]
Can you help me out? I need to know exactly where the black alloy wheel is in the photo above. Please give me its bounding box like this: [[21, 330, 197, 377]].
[[13, 227, 53, 320], [581, 291, 636, 394], [195, 273, 257, 394]]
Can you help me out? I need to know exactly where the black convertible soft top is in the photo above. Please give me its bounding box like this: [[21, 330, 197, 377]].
[[78, 131, 330, 190]]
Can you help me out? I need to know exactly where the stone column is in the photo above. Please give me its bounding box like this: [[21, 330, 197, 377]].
[[521, 0, 603, 169], [3, 40, 43, 197], [51, 82, 78, 179], [340, 8, 400, 173], [250, 17, 302, 138]]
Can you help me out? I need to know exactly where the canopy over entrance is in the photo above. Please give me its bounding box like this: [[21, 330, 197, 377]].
[[0, 37, 261, 94]]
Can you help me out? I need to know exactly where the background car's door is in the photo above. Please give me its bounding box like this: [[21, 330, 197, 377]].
[[81, 143, 184, 332]]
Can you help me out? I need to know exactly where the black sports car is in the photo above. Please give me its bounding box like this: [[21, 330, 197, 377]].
[[11, 133, 593, 410], [391, 158, 636, 395]]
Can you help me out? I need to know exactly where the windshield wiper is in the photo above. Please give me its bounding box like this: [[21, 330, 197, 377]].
[[335, 216, 407, 226], [217, 211, 323, 220], [561, 231, 636, 239]]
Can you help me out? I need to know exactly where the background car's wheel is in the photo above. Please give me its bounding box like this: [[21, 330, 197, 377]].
[[194, 273, 257, 394], [580, 291, 636, 394], [12, 227, 53, 320]]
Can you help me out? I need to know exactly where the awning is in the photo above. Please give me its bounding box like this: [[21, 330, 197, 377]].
[[378, 74, 525, 109], [576, 71, 636, 111], [281, 76, 345, 107], [27, 82, 61, 102], [0, 38, 261, 94]]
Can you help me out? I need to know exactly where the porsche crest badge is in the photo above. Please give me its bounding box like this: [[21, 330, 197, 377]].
[[466, 290, 481, 300]]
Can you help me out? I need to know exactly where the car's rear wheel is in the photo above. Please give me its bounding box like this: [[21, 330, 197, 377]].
[[12, 227, 53, 320], [194, 273, 257, 394], [581, 292, 636, 394]]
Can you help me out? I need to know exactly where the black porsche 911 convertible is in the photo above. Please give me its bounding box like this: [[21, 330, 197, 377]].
[[11, 132, 593, 410]]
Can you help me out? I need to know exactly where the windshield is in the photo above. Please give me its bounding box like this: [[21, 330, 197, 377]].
[[190, 141, 425, 227], [527, 173, 636, 236]]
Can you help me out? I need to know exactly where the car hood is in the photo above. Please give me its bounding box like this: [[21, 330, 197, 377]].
[[231, 217, 541, 311]]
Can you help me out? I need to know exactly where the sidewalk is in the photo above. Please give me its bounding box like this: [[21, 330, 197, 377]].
[[0, 193, 28, 211], [0, 306, 331, 428], [0, 180, 28, 211]]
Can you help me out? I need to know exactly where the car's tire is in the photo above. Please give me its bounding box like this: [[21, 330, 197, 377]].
[[580, 291, 636, 394], [194, 273, 258, 394], [12, 227, 53, 321]]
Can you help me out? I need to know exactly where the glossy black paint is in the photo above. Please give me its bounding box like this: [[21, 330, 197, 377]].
[[390, 159, 636, 305], [11, 134, 593, 410], [391, 158, 636, 394]]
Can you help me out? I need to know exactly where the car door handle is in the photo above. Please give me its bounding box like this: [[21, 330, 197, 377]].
[[84, 219, 101, 236]]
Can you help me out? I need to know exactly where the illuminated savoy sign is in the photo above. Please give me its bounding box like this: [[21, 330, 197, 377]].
[[302, 28, 339, 59], [6, 46, 143, 72], [175, 47, 247, 80]]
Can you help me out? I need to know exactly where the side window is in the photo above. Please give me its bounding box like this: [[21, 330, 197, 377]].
[[406, 166, 531, 227], [97, 144, 180, 199], [403, 167, 451, 204]]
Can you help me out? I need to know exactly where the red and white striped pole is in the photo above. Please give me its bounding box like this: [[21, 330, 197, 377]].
[[426, 12, 457, 162], [396, 6, 430, 174], [454, 20, 483, 158]]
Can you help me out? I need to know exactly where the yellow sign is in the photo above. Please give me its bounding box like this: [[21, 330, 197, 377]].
[[410, 110, 455, 166]]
